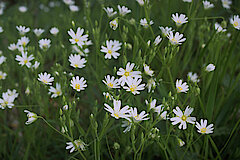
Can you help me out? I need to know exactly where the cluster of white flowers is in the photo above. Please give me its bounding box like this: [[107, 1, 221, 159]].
[[0, 89, 19, 109]]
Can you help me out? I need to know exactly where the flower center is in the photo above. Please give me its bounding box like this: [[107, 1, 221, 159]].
[[43, 79, 48, 84], [176, 20, 182, 24], [23, 42, 26, 46], [108, 83, 113, 88], [114, 113, 119, 118], [56, 91, 61, 95], [75, 38, 79, 42], [0, 75, 3, 79], [74, 64, 79, 67], [75, 84, 81, 90], [124, 71, 130, 76], [134, 114, 140, 120], [130, 85, 136, 92], [200, 127, 207, 133], [107, 50, 112, 54], [233, 21, 239, 27], [171, 38, 177, 43], [181, 115, 187, 121], [24, 60, 28, 64], [178, 86, 183, 91]]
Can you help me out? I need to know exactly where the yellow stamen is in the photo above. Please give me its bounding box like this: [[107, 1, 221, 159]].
[[124, 72, 130, 76], [24, 60, 28, 64], [200, 127, 207, 133], [74, 64, 79, 67], [75, 38, 79, 42], [75, 84, 81, 90], [108, 83, 114, 88], [107, 50, 112, 54], [114, 113, 119, 118], [181, 115, 187, 121], [233, 21, 239, 27]]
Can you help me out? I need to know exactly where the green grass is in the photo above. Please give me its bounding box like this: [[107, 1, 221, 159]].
[[0, 0, 240, 159]]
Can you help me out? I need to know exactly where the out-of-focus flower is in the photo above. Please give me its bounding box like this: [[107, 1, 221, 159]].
[[104, 7, 117, 17], [205, 64, 215, 72]]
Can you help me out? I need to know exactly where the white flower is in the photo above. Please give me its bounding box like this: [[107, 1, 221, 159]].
[[104, 99, 130, 119], [70, 76, 87, 92], [68, 54, 87, 68], [145, 99, 158, 110], [66, 139, 86, 153], [102, 75, 120, 89], [143, 64, 154, 76], [203, 1, 214, 10], [100, 40, 122, 59], [176, 79, 189, 93], [103, 92, 113, 100], [68, 27, 89, 47], [104, 7, 117, 17], [121, 120, 132, 133], [170, 106, 196, 130], [69, 5, 79, 12], [195, 119, 214, 134], [172, 13, 188, 26], [230, 15, 240, 30], [38, 72, 54, 85], [48, 83, 62, 98], [182, 0, 192, 2], [32, 61, 40, 69], [24, 110, 38, 124], [0, 71, 7, 80], [153, 35, 162, 46], [63, 0, 75, 5], [205, 63, 215, 72], [130, 107, 149, 122], [0, 92, 15, 109], [146, 78, 156, 93], [8, 43, 18, 51], [50, 27, 59, 35], [155, 105, 167, 120], [136, 0, 149, 6], [117, 62, 142, 86], [17, 36, 30, 47], [34, 28, 45, 37], [16, 25, 30, 35], [187, 72, 200, 83], [222, 0, 231, 9], [19, 6, 28, 12], [15, 52, 34, 68], [39, 39, 51, 50], [215, 23, 226, 33], [123, 77, 145, 95], [72, 46, 89, 56], [109, 18, 118, 30], [167, 31, 186, 45], [117, 5, 131, 16], [7, 89, 18, 99], [63, 105, 68, 110], [159, 26, 173, 37], [140, 18, 154, 28], [0, 55, 6, 65], [0, 26, 3, 33]]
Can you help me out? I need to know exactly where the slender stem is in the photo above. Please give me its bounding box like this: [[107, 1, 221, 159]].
[[39, 117, 87, 160]]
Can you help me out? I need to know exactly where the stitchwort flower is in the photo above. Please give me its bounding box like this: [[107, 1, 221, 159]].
[[170, 106, 196, 130], [70, 76, 87, 92], [195, 119, 214, 134]]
